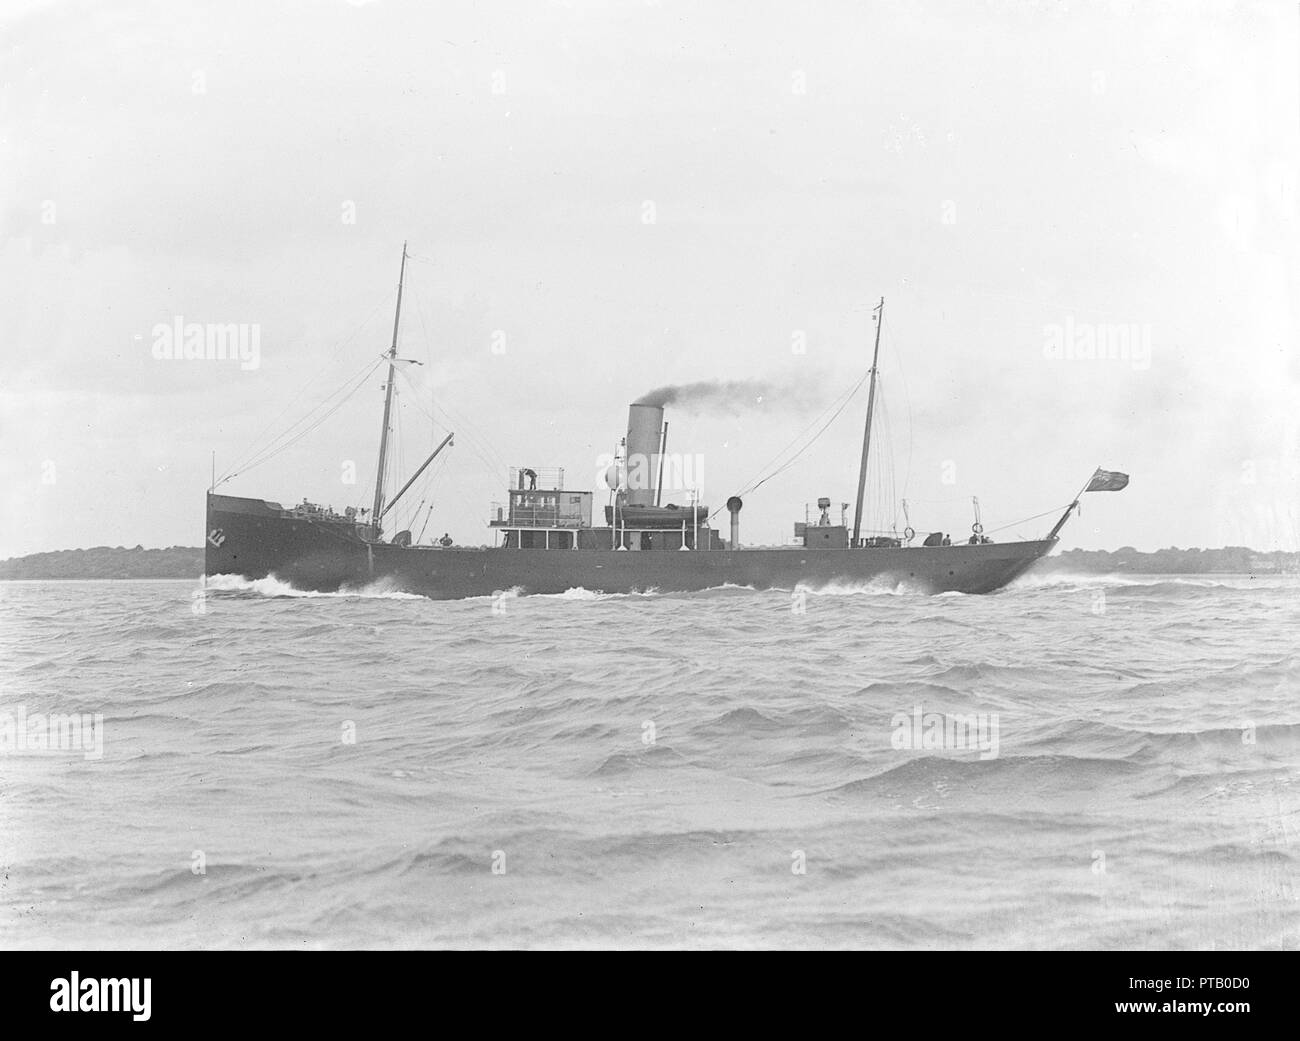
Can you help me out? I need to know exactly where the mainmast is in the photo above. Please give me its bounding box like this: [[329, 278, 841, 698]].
[[851, 297, 885, 548], [371, 241, 408, 537]]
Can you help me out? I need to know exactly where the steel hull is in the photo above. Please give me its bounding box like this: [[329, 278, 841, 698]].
[[205, 493, 1055, 598]]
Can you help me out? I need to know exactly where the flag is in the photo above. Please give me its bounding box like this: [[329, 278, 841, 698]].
[[1085, 469, 1129, 493]]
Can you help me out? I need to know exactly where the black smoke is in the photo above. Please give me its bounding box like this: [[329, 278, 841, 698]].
[[634, 377, 821, 415]]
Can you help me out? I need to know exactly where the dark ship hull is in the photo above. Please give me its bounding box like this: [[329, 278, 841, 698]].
[[205, 493, 1055, 598], [205, 260, 1116, 601]]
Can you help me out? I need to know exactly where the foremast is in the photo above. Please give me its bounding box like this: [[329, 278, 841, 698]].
[[851, 297, 885, 548], [371, 241, 408, 538]]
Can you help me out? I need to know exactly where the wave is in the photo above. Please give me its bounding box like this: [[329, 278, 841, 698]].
[[1011, 572, 1237, 593], [692, 706, 787, 735], [549, 587, 620, 601], [856, 680, 972, 700], [103, 862, 308, 903], [534, 586, 664, 600], [1139, 768, 1291, 801], [793, 576, 928, 597], [1017, 718, 1300, 762], [589, 745, 692, 776], [11, 571, 1295, 950], [670, 582, 758, 596], [478, 583, 763, 601], [203, 574, 424, 600], [450, 585, 665, 605], [828, 753, 1147, 797], [923, 661, 1065, 687]]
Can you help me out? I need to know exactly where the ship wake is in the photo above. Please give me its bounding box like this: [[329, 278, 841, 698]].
[[203, 574, 425, 600], [1009, 572, 1235, 592], [792, 576, 931, 597]]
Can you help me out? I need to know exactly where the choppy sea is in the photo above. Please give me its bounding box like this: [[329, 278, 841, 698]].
[[1, 573, 1296, 949]]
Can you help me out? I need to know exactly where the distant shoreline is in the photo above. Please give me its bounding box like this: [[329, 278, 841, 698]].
[[1, 545, 1295, 580], [0, 546, 204, 580]]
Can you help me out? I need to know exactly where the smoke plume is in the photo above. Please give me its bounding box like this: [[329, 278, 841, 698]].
[[634, 377, 822, 415]]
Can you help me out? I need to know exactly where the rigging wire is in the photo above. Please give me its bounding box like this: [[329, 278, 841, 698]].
[[416, 500, 434, 544], [441, 415, 509, 483], [241, 357, 382, 473], [711, 367, 872, 521], [219, 357, 384, 484], [387, 382, 404, 518], [386, 383, 445, 534], [214, 261, 468, 522], [984, 504, 1072, 536], [402, 453, 452, 535], [215, 294, 394, 486], [881, 313, 914, 505], [859, 373, 898, 537], [220, 354, 378, 483], [390, 362, 509, 485], [428, 388, 510, 475], [404, 453, 451, 536]]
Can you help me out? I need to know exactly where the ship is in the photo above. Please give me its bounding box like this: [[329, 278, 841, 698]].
[[205, 245, 1126, 599]]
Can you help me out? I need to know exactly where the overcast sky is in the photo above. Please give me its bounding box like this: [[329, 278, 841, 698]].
[[2, 0, 1297, 557]]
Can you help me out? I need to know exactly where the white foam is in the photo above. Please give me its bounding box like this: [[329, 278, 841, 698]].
[[537, 586, 662, 600], [202, 573, 424, 600], [794, 576, 924, 597], [1010, 572, 1225, 591], [554, 586, 604, 600]]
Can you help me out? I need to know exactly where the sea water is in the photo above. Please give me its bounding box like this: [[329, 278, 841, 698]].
[[1, 573, 1296, 949]]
